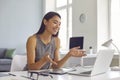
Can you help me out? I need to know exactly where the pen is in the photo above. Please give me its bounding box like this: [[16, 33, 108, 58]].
[[8, 73, 16, 76], [21, 75, 36, 80]]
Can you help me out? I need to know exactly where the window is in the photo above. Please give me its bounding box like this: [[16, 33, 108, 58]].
[[110, 0, 120, 53], [55, 0, 72, 50]]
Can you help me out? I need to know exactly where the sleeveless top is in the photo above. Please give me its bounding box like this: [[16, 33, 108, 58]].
[[35, 34, 56, 69]]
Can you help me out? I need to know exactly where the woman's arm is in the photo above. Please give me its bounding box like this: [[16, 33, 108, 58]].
[[26, 35, 48, 70], [52, 37, 86, 69], [52, 37, 71, 68]]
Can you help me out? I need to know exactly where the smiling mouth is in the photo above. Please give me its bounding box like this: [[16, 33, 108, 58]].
[[53, 29, 58, 32]]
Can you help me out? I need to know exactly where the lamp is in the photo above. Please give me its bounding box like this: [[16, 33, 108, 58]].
[[102, 39, 120, 71]]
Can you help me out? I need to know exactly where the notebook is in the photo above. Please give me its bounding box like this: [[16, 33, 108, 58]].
[[29, 68, 76, 75], [68, 49, 114, 76], [48, 68, 76, 75]]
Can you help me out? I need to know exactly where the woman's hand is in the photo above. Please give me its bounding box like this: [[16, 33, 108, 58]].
[[44, 53, 58, 65], [68, 46, 86, 57]]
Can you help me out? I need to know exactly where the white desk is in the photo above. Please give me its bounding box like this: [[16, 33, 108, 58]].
[[0, 70, 120, 80]]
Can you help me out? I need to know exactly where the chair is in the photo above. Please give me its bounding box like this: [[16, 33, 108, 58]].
[[10, 55, 27, 72]]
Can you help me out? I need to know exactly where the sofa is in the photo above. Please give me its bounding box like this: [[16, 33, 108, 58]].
[[0, 48, 15, 72]]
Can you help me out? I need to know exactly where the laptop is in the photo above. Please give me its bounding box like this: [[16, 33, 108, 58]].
[[68, 49, 114, 77]]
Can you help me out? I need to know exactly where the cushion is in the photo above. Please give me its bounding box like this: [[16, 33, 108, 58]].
[[4, 49, 16, 59], [0, 48, 6, 58], [0, 59, 12, 65]]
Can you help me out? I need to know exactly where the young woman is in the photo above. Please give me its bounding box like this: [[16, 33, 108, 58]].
[[26, 11, 86, 70]]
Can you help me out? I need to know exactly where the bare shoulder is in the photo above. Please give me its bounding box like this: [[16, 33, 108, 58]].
[[27, 34, 36, 40], [54, 37, 60, 43], [54, 37, 60, 48], [27, 34, 36, 45]]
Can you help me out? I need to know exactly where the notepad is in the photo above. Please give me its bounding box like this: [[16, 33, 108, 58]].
[[29, 68, 76, 75], [48, 68, 76, 75]]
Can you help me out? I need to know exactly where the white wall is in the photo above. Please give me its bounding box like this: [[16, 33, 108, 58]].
[[72, 0, 97, 53], [0, 0, 43, 54], [72, 0, 109, 53]]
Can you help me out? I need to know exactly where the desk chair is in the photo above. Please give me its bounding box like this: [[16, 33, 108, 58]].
[[10, 55, 27, 72]]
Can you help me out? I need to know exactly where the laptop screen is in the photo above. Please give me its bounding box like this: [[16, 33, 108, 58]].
[[69, 37, 84, 49]]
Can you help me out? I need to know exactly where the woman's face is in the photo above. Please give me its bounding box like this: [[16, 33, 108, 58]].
[[44, 15, 61, 35]]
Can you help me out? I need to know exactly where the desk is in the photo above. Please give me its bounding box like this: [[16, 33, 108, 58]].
[[0, 70, 120, 80]]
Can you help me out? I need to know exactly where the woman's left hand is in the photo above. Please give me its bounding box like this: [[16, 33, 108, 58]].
[[44, 53, 58, 65], [68, 46, 86, 57]]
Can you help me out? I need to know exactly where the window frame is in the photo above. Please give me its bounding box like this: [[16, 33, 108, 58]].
[[55, 0, 72, 50]]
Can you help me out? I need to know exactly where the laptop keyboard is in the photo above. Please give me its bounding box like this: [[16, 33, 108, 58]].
[[80, 71, 92, 74]]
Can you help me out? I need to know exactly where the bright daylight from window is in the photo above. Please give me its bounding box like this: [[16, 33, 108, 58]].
[[56, 0, 72, 50], [111, 0, 120, 53]]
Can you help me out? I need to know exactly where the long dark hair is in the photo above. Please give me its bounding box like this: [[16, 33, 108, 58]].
[[36, 11, 61, 37]]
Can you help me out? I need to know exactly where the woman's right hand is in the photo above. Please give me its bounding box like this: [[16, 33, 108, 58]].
[[44, 53, 57, 65], [68, 46, 86, 57]]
